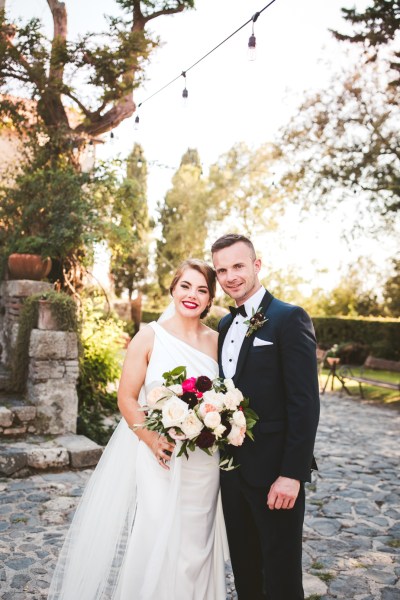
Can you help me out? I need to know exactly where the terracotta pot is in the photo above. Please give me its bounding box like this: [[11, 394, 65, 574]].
[[326, 357, 340, 366], [38, 299, 59, 330], [7, 253, 52, 281]]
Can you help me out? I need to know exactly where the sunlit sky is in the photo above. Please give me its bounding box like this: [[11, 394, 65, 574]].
[[7, 0, 397, 294]]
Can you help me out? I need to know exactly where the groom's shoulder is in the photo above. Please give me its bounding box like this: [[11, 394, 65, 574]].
[[217, 313, 231, 332], [269, 296, 311, 321]]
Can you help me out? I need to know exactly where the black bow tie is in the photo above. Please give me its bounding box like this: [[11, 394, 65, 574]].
[[229, 305, 247, 318]]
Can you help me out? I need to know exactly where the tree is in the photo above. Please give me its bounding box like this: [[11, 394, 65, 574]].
[[279, 60, 400, 223], [332, 0, 400, 85], [208, 142, 281, 237], [0, 0, 195, 160], [108, 143, 150, 300], [156, 149, 208, 293], [382, 258, 400, 317]]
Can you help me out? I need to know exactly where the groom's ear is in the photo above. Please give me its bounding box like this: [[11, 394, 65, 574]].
[[254, 258, 262, 273]]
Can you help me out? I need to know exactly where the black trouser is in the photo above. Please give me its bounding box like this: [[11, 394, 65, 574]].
[[221, 469, 305, 600]]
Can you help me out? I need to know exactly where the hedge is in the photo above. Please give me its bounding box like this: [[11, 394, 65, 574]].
[[142, 311, 399, 362], [312, 317, 400, 361]]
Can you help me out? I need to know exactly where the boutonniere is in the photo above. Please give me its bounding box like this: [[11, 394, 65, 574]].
[[244, 306, 268, 338]]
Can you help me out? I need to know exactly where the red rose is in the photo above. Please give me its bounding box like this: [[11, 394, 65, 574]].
[[196, 429, 216, 449], [182, 377, 197, 393], [196, 376, 213, 393]]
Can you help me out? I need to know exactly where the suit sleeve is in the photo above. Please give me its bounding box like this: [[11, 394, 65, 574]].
[[279, 307, 320, 481]]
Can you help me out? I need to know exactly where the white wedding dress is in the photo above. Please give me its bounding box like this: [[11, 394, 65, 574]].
[[48, 321, 228, 600]]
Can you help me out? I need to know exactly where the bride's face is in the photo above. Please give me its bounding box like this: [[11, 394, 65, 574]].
[[172, 268, 210, 319]]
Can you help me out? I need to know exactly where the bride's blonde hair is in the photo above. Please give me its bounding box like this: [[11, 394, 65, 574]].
[[169, 259, 216, 319]]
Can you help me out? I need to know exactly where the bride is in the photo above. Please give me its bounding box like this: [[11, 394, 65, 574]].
[[48, 259, 228, 600]]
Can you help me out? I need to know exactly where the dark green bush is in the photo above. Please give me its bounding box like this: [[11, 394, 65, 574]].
[[77, 299, 125, 444], [312, 317, 400, 361]]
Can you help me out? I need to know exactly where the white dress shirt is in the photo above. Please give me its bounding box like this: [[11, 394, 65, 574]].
[[222, 286, 266, 379]]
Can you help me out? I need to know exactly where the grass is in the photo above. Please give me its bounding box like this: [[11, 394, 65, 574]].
[[311, 561, 324, 570], [306, 596, 321, 600], [320, 367, 400, 408], [316, 572, 335, 582], [387, 539, 400, 548]]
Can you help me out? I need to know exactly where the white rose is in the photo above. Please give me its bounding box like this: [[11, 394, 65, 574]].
[[213, 424, 226, 439], [202, 390, 224, 412], [168, 384, 183, 396], [232, 410, 246, 428], [147, 386, 171, 408], [224, 378, 235, 391], [180, 410, 204, 439], [227, 424, 246, 447], [204, 411, 222, 430], [223, 388, 243, 410], [162, 398, 189, 428]]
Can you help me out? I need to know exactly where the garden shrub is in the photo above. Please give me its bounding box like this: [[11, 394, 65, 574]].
[[313, 317, 400, 361], [77, 298, 126, 445]]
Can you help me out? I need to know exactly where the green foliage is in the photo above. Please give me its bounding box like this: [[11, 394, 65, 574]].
[[12, 291, 77, 392], [0, 2, 195, 141], [142, 309, 162, 322], [108, 144, 151, 298], [156, 148, 209, 293], [332, 0, 400, 85], [0, 160, 105, 277], [313, 316, 400, 361], [383, 259, 400, 317], [208, 142, 281, 237], [77, 297, 125, 444]]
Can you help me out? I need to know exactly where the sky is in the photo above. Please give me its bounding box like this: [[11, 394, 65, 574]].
[[6, 0, 397, 294]]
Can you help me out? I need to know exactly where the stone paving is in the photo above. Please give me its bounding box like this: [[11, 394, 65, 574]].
[[0, 393, 399, 600]]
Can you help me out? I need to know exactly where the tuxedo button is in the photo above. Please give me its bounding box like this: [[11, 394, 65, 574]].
[[231, 340, 234, 343], [229, 359, 232, 362]]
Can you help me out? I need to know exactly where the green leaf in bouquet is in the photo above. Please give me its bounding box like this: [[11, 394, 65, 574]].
[[240, 397, 250, 409], [212, 377, 227, 393], [162, 365, 187, 386], [177, 441, 189, 459], [219, 456, 239, 471], [244, 407, 259, 421]]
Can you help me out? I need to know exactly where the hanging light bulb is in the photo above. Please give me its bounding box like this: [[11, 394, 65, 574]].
[[248, 11, 260, 61], [134, 114, 140, 131], [181, 71, 188, 101], [248, 33, 256, 61]]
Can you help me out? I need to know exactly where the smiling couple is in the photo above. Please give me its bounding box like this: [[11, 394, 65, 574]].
[[48, 233, 320, 600]]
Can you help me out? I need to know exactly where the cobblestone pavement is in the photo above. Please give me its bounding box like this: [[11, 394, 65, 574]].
[[0, 393, 399, 600]]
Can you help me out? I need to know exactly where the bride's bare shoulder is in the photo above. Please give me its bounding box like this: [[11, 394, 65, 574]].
[[127, 322, 155, 352], [201, 324, 218, 341]]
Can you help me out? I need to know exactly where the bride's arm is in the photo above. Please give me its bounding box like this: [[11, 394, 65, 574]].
[[117, 326, 175, 468]]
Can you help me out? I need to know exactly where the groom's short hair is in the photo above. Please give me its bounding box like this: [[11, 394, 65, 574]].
[[211, 234, 256, 259]]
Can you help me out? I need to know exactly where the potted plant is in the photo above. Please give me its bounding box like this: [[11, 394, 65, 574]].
[[326, 344, 341, 367], [7, 237, 52, 281]]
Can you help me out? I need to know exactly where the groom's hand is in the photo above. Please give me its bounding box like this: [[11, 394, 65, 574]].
[[267, 476, 300, 510]]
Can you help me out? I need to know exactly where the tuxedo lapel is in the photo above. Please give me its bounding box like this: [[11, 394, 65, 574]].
[[233, 290, 274, 385], [218, 315, 233, 378]]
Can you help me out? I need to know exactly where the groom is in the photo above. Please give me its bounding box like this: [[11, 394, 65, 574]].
[[212, 234, 320, 600]]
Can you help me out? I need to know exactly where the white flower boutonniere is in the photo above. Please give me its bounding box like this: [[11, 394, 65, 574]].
[[244, 306, 268, 338]]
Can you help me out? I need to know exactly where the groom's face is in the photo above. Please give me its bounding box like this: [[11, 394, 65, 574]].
[[212, 242, 261, 305]]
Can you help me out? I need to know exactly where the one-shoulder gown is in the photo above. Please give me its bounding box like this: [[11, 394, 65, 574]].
[[48, 321, 227, 600]]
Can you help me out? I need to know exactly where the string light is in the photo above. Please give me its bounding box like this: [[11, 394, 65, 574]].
[[133, 0, 277, 111], [134, 114, 140, 130], [182, 71, 188, 100], [248, 12, 260, 61]]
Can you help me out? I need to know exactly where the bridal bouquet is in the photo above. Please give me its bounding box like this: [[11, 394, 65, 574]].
[[140, 366, 259, 469]]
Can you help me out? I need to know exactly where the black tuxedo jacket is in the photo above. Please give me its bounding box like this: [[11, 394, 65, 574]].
[[218, 290, 320, 488]]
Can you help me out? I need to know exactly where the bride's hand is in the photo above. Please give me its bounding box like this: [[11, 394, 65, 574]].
[[150, 434, 175, 470]]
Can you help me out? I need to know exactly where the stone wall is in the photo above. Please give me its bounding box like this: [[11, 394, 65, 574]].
[[0, 280, 52, 368], [27, 330, 79, 434]]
